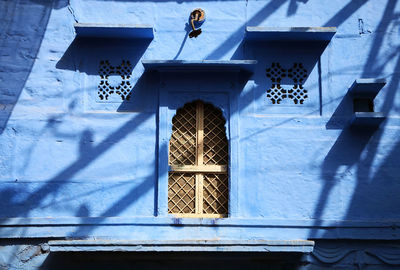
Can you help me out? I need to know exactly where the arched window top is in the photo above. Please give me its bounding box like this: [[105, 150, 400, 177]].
[[168, 100, 229, 218], [169, 100, 228, 166], [169, 101, 197, 166]]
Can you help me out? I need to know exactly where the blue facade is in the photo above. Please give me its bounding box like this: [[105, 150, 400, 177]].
[[1, 0, 400, 268]]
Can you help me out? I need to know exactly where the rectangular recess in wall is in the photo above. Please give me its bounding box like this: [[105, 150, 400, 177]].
[[348, 78, 387, 128], [245, 27, 336, 41], [74, 23, 154, 39]]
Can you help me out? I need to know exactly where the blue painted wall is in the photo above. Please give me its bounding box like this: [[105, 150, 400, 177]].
[[1, 0, 400, 268]]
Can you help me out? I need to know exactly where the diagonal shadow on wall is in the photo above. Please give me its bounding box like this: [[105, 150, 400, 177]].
[[309, 0, 400, 242], [0, 0, 69, 134]]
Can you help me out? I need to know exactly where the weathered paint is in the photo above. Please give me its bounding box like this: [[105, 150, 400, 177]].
[[1, 0, 400, 268]]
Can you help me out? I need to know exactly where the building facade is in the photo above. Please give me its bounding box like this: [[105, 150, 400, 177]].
[[1, 0, 400, 269]]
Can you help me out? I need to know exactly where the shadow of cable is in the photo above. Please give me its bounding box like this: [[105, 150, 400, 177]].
[[0, 1, 61, 133]]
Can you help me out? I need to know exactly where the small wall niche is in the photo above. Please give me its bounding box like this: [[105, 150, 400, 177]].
[[348, 78, 386, 128]]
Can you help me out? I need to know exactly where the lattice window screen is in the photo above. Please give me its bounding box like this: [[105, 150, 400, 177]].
[[168, 101, 228, 218], [169, 103, 197, 165]]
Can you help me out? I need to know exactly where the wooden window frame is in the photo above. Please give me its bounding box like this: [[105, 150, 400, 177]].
[[157, 90, 240, 219], [168, 101, 228, 218]]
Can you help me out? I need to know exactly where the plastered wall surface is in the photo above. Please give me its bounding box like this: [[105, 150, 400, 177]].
[[1, 0, 400, 268]]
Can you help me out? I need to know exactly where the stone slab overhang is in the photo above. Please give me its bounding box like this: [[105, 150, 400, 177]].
[[350, 112, 386, 127], [245, 27, 336, 41], [142, 60, 258, 73], [74, 23, 154, 39], [348, 78, 386, 99], [48, 240, 314, 253]]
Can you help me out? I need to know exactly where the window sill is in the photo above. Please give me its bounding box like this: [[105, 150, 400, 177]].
[[48, 239, 314, 253]]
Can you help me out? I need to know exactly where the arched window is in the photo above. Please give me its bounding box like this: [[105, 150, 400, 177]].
[[168, 100, 228, 218]]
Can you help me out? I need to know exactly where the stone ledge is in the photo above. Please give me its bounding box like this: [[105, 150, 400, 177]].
[[48, 239, 314, 253]]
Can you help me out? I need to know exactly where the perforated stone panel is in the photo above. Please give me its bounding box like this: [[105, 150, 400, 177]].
[[266, 62, 308, 104], [98, 60, 133, 101]]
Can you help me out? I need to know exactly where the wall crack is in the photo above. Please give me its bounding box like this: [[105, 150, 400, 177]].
[[68, 0, 78, 23], [358, 18, 371, 35]]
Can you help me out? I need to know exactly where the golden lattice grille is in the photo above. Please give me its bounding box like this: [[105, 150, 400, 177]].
[[203, 174, 228, 214], [169, 103, 197, 165], [168, 173, 196, 214], [168, 101, 228, 217], [204, 103, 228, 165]]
